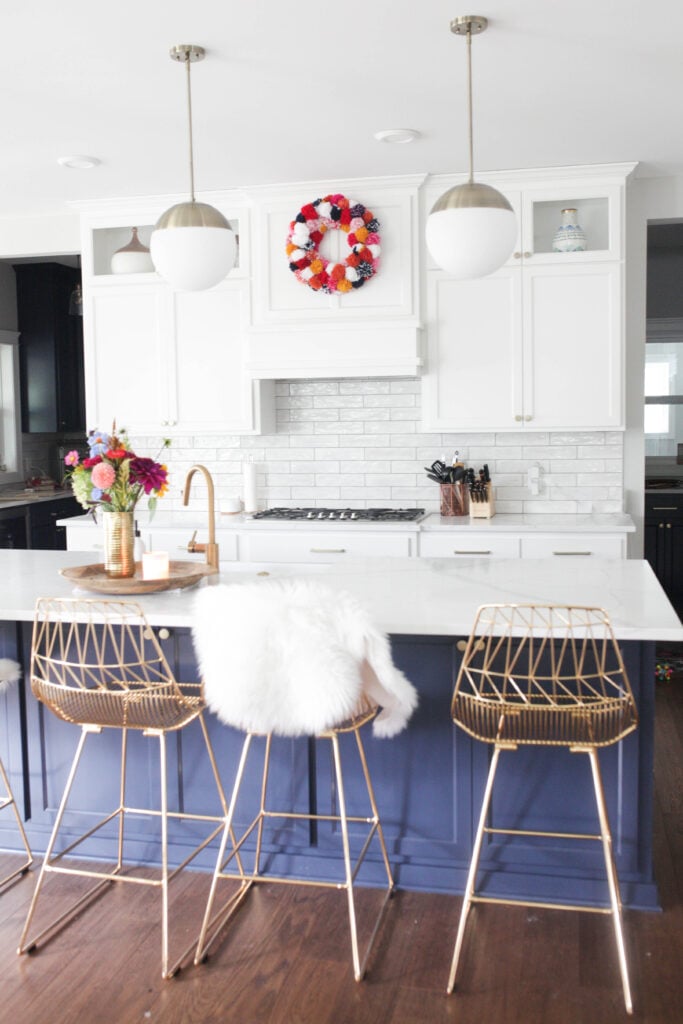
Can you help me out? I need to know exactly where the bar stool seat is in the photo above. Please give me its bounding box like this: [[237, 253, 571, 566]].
[[18, 597, 233, 978], [0, 658, 33, 888], [191, 578, 418, 981], [448, 603, 638, 1013]]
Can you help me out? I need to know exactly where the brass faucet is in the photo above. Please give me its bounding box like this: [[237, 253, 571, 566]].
[[183, 465, 219, 570]]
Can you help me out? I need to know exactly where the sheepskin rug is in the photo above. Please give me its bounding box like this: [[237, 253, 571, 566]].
[[192, 579, 418, 738], [0, 658, 21, 693]]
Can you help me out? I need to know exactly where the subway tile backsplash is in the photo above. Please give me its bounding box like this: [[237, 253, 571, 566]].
[[41, 378, 625, 515]]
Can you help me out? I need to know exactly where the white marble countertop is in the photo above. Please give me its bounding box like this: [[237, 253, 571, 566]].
[[1, 549, 680, 641], [59, 510, 635, 534], [419, 513, 635, 533]]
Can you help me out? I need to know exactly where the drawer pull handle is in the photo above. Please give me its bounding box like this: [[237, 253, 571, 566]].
[[652, 506, 678, 510], [553, 551, 592, 556], [310, 547, 346, 554], [454, 549, 491, 555], [457, 639, 485, 652]]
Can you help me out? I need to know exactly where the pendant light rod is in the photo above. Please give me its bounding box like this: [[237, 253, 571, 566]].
[[449, 16, 487, 185], [169, 44, 206, 204]]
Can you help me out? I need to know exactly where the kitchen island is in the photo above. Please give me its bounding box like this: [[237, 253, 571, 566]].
[[0, 549, 680, 910]]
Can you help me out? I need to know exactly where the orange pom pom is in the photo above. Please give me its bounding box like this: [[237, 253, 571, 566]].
[[310, 259, 324, 275], [330, 265, 345, 282], [337, 278, 352, 292], [286, 243, 296, 255], [355, 226, 368, 243], [309, 276, 322, 290]]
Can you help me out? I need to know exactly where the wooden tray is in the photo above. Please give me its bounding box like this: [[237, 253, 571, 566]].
[[60, 561, 218, 595]]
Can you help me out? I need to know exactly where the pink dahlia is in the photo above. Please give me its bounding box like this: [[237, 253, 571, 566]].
[[91, 462, 116, 490]]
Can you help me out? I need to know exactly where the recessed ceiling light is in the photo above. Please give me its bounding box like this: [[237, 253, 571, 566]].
[[57, 155, 101, 170], [373, 129, 421, 145]]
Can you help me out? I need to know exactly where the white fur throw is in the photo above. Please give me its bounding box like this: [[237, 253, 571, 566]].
[[192, 579, 418, 738], [0, 658, 21, 694]]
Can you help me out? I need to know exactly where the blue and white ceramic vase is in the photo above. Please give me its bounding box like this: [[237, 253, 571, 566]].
[[552, 208, 586, 253]]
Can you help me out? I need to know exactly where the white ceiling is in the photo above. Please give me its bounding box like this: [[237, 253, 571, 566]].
[[1, 1, 681, 221]]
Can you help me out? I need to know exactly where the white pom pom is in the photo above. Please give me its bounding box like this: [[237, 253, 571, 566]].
[[317, 202, 332, 219], [345, 267, 360, 282], [368, 244, 381, 258], [300, 266, 314, 280], [290, 249, 308, 261]]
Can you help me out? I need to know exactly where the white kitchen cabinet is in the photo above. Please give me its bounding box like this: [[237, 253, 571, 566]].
[[519, 534, 625, 559], [423, 261, 622, 431], [419, 533, 520, 558], [83, 280, 274, 436], [422, 163, 634, 433], [245, 176, 423, 378], [239, 529, 415, 563]]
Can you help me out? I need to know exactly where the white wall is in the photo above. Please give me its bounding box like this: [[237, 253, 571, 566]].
[[0, 214, 79, 260]]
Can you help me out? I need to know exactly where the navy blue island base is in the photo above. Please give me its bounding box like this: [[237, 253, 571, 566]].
[[0, 620, 658, 912]]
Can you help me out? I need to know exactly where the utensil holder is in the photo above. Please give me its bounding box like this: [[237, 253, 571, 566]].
[[470, 483, 495, 519], [440, 482, 469, 517]]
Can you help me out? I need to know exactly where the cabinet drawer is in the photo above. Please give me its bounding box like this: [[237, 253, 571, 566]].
[[520, 535, 625, 559], [419, 534, 519, 558], [645, 495, 683, 520], [240, 530, 413, 563], [147, 529, 238, 563]]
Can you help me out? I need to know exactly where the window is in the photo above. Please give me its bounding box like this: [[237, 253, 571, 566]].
[[0, 330, 22, 482], [645, 321, 683, 458]]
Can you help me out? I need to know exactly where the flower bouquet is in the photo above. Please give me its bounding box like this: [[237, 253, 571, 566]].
[[64, 425, 170, 578]]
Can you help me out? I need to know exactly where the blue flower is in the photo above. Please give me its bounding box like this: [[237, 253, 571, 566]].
[[87, 430, 110, 456]]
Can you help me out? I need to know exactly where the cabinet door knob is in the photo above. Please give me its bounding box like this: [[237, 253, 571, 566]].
[[457, 639, 485, 653], [524, 415, 533, 422], [513, 251, 522, 260], [515, 414, 523, 422], [667, 523, 672, 529], [158, 628, 171, 640], [523, 251, 532, 259]]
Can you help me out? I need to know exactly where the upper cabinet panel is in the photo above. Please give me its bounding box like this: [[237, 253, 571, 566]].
[[251, 180, 421, 324]]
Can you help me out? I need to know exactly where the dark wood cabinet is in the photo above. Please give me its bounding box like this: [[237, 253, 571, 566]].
[[644, 494, 683, 614], [28, 495, 81, 550], [0, 509, 28, 548], [14, 262, 85, 434]]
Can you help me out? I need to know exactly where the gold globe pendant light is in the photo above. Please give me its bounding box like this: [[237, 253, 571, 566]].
[[150, 45, 236, 291], [426, 16, 516, 279]]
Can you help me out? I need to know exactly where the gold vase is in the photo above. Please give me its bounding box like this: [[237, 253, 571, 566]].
[[102, 511, 135, 578]]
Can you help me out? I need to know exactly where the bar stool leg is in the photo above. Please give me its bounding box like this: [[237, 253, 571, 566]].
[[0, 758, 33, 887], [587, 748, 633, 1015], [447, 745, 502, 994], [330, 732, 363, 981], [194, 733, 254, 965]]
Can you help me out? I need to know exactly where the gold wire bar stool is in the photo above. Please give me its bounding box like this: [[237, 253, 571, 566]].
[[192, 579, 418, 981], [0, 659, 33, 887], [17, 597, 238, 978], [448, 604, 638, 1014]]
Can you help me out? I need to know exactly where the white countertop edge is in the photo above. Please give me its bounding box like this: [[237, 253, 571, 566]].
[[0, 550, 680, 642], [57, 510, 636, 534]]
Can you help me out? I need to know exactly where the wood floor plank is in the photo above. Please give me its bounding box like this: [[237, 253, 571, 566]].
[[0, 679, 681, 1023]]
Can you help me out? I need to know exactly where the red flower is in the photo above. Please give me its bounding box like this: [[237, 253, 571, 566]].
[[82, 455, 102, 468], [106, 448, 129, 460]]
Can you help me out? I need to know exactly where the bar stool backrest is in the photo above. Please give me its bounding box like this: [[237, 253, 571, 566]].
[[31, 597, 201, 730], [452, 604, 638, 747]]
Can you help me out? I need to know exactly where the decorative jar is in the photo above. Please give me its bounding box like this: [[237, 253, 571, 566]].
[[440, 482, 469, 517], [103, 511, 135, 578], [552, 208, 586, 253]]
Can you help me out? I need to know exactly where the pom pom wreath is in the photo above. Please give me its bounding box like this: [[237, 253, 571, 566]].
[[285, 194, 381, 294]]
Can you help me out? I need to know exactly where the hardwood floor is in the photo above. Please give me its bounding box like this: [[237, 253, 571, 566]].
[[0, 678, 681, 1024]]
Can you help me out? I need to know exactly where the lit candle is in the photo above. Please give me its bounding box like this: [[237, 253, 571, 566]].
[[142, 551, 170, 580]]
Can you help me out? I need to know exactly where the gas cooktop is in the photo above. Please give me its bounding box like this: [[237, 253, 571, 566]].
[[251, 507, 425, 522]]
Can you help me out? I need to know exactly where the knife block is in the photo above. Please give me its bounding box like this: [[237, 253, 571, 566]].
[[470, 483, 495, 519]]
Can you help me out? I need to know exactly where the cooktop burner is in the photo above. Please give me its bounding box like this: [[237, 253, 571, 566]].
[[251, 507, 425, 522]]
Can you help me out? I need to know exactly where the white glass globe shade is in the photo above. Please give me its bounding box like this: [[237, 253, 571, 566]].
[[150, 225, 236, 291], [426, 205, 517, 279]]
